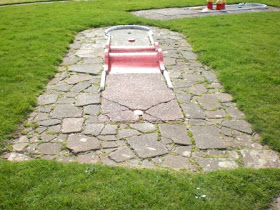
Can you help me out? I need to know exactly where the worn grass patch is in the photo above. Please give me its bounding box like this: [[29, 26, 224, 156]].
[[0, 160, 279, 209]]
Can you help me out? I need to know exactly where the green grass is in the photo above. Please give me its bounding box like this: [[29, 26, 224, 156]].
[[0, 160, 279, 209], [0, 1, 280, 208], [1, 0, 279, 152]]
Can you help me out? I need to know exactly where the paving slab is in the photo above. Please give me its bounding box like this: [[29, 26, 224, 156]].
[[127, 133, 168, 158], [240, 150, 280, 168], [159, 124, 191, 145], [109, 146, 135, 162], [67, 134, 100, 153], [190, 126, 226, 149], [196, 158, 239, 172], [130, 123, 156, 133], [52, 104, 82, 118], [154, 155, 194, 169], [62, 118, 84, 133], [222, 120, 252, 134], [69, 64, 102, 75], [37, 143, 62, 155]]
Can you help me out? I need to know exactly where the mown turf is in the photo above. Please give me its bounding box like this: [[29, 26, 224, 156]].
[[0, 160, 279, 209], [0, 0, 279, 153]]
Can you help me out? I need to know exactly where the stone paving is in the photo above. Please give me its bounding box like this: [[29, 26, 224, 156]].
[[4, 27, 280, 172], [131, 6, 280, 20]]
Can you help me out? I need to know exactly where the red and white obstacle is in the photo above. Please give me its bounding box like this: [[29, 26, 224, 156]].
[[100, 25, 173, 91]]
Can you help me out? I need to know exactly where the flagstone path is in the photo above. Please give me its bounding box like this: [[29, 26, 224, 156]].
[[4, 27, 280, 172]]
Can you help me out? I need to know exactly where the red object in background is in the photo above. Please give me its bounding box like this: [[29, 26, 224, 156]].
[[222, 3, 226, 9], [216, 3, 223, 10], [207, 2, 213, 9]]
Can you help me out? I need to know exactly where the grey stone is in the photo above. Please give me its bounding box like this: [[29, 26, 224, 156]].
[[187, 84, 207, 95], [141, 160, 155, 168], [52, 104, 82, 118], [176, 93, 191, 104], [101, 124, 118, 135], [159, 124, 191, 145], [109, 146, 135, 162], [105, 110, 138, 122], [67, 134, 100, 153], [197, 95, 221, 110], [34, 113, 49, 122], [190, 126, 226, 149], [41, 132, 57, 141], [174, 146, 192, 157], [222, 120, 252, 134], [101, 141, 119, 148], [241, 150, 280, 168], [62, 56, 80, 66], [53, 83, 72, 92], [64, 74, 93, 85], [83, 57, 103, 64], [76, 152, 100, 164], [98, 135, 117, 141], [202, 71, 218, 82], [83, 124, 104, 136], [56, 156, 75, 163], [37, 143, 61, 155], [13, 143, 28, 152], [18, 136, 29, 143], [69, 64, 102, 75], [36, 126, 48, 134], [145, 100, 184, 121], [84, 86, 99, 93], [71, 81, 91, 93], [101, 99, 128, 114], [47, 125, 61, 133], [205, 110, 226, 119], [196, 158, 238, 172], [102, 74, 176, 110], [38, 94, 58, 105], [220, 127, 232, 136], [7, 152, 33, 161], [57, 97, 75, 104], [130, 123, 156, 133], [127, 133, 168, 158], [181, 104, 206, 119], [155, 155, 194, 169], [181, 51, 197, 60], [62, 118, 84, 133], [213, 93, 232, 102], [65, 92, 79, 98], [118, 129, 140, 139], [84, 105, 100, 115], [37, 107, 52, 113], [226, 107, 245, 119], [76, 93, 100, 106]]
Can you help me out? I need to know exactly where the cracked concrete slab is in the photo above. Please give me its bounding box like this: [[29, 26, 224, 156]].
[[102, 74, 182, 122]]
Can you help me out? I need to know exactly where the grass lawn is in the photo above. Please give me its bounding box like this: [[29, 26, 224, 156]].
[[0, 0, 279, 152], [0, 160, 280, 209], [0, 0, 280, 208]]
